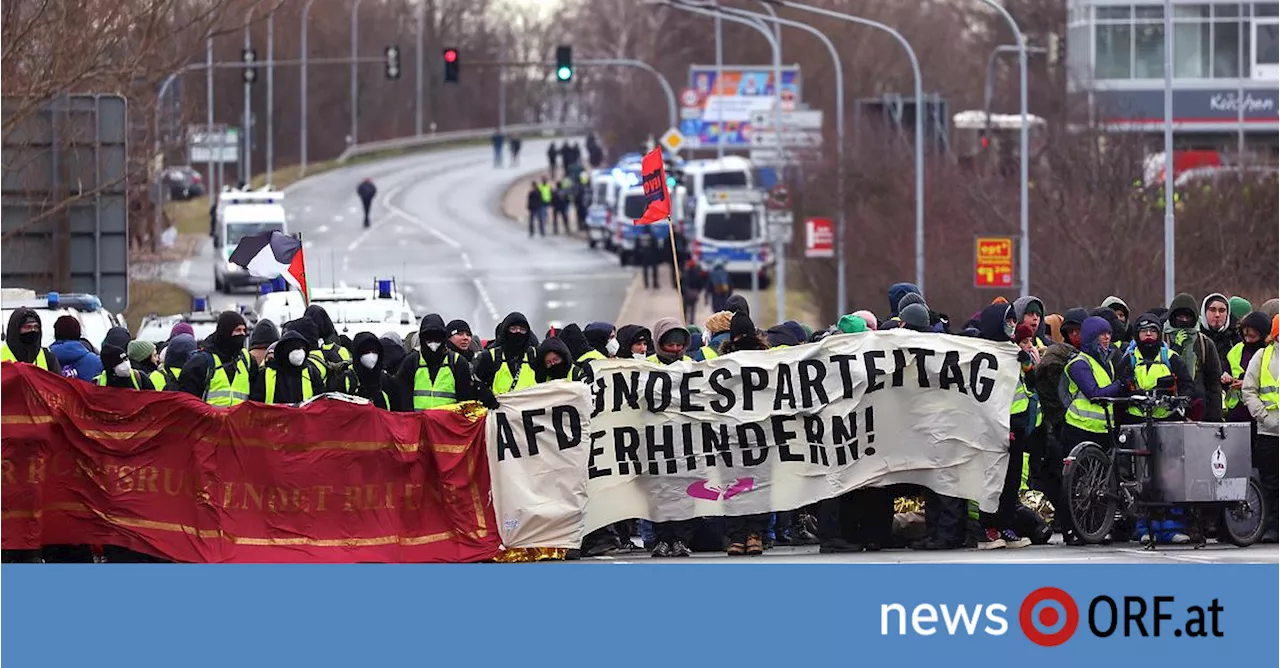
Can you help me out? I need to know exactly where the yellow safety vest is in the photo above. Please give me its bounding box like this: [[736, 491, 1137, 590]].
[[95, 370, 142, 389], [413, 353, 458, 410], [698, 346, 719, 361], [1126, 347, 1175, 419], [150, 367, 181, 391], [1011, 372, 1043, 428], [0, 344, 54, 371], [307, 350, 331, 384], [264, 365, 317, 405], [323, 341, 351, 363], [204, 352, 251, 407], [537, 183, 552, 204], [577, 350, 605, 364], [1225, 343, 1246, 413], [490, 347, 536, 395], [1064, 352, 1115, 434], [1259, 344, 1278, 414]]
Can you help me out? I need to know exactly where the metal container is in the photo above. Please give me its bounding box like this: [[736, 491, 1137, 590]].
[[1118, 422, 1253, 503]]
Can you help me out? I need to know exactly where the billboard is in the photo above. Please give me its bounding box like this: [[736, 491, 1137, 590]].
[[684, 66, 801, 149], [974, 236, 1014, 289]]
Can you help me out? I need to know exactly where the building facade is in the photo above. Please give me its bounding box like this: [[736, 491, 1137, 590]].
[[1066, 0, 1279, 156]]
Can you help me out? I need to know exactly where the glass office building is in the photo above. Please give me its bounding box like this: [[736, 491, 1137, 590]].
[[1066, 0, 1278, 154]]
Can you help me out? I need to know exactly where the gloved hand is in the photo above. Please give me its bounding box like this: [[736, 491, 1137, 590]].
[[478, 387, 500, 410], [1017, 350, 1031, 365]]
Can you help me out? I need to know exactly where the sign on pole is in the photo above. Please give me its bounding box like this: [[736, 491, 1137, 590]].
[[687, 65, 802, 148], [658, 127, 686, 154], [974, 236, 1015, 289], [188, 124, 240, 163], [805, 217, 835, 258]]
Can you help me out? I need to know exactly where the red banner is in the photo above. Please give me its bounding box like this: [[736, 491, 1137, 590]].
[[634, 148, 670, 225], [1, 363, 500, 563]]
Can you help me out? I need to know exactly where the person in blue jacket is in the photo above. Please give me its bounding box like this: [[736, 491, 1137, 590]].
[[50, 316, 102, 382]]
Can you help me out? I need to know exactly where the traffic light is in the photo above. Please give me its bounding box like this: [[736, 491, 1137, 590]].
[[385, 45, 401, 80], [1048, 33, 1063, 65], [555, 45, 573, 82], [443, 47, 459, 84], [242, 47, 258, 84]]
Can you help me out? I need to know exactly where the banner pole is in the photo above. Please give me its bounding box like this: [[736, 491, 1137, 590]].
[[667, 218, 684, 321]]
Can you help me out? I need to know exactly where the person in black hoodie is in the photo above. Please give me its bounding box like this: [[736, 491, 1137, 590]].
[[250, 330, 323, 404], [558, 323, 599, 382], [534, 336, 573, 383], [714, 313, 774, 556], [2, 307, 56, 369], [380, 332, 408, 376], [97, 344, 155, 390], [474, 313, 538, 401], [178, 311, 257, 403], [303, 304, 352, 364], [616, 324, 652, 359], [1164, 292, 1224, 421], [396, 314, 480, 411], [350, 332, 399, 410]]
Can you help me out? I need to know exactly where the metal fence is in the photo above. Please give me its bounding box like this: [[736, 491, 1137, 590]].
[[336, 122, 589, 164]]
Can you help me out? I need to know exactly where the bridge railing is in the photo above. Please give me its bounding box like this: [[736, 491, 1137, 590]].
[[336, 122, 589, 163]]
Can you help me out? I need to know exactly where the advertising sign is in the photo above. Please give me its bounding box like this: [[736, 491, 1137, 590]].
[[685, 65, 801, 149], [805, 217, 834, 258], [974, 236, 1015, 289]]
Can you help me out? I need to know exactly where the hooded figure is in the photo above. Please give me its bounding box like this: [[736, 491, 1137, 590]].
[[349, 332, 398, 410], [651, 317, 692, 364], [535, 336, 574, 382], [718, 312, 767, 355], [1087, 307, 1126, 354], [1164, 292, 1224, 421], [1012, 296, 1048, 344], [900, 303, 932, 333], [616, 325, 652, 359], [303, 305, 340, 346], [1260, 298, 1280, 319], [887, 282, 921, 319], [1225, 311, 1273, 422], [1101, 296, 1130, 324], [380, 332, 408, 375], [249, 319, 280, 367], [101, 326, 132, 355], [724, 293, 751, 317], [250, 330, 322, 404], [50, 315, 102, 381], [1119, 312, 1195, 409], [97, 344, 154, 390], [304, 304, 352, 372], [1200, 292, 1239, 364], [583, 321, 616, 358], [159, 333, 197, 390], [397, 313, 480, 410], [178, 311, 257, 401], [975, 303, 1014, 342]]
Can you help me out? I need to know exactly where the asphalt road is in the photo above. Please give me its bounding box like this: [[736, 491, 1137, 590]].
[[148, 138, 631, 336]]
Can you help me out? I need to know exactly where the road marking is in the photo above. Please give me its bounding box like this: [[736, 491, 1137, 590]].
[[614, 269, 640, 324], [545, 300, 577, 309], [332, 214, 344, 222], [348, 206, 359, 215], [179, 260, 191, 278], [316, 224, 329, 234], [387, 207, 461, 250], [303, 205, 313, 213], [472, 278, 499, 322], [460, 252, 473, 270]]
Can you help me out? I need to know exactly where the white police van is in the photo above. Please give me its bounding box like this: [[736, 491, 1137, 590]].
[[584, 169, 615, 250], [253, 279, 418, 340], [0, 289, 127, 349], [214, 186, 288, 294], [135, 296, 255, 344], [691, 188, 771, 284], [680, 156, 754, 221]]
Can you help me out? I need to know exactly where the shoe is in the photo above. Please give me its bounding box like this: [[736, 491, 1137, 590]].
[[746, 534, 764, 555], [564, 549, 581, 561], [763, 536, 775, 550], [791, 527, 820, 546], [1169, 533, 1192, 545], [1000, 529, 1031, 549], [976, 528, 1006, 550], [1139, 533, 1155, 546], [584, 541, 619, 557], [863, 542, 883, 552], [1261, 529, 1279, 544], [820, 539, 863, 554], [669, 540, 693, 557], [651, 541, 671, 558], [727, 542, 746, 556]]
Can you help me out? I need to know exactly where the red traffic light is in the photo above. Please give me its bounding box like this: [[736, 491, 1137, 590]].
[[443, 48, 458, 63]]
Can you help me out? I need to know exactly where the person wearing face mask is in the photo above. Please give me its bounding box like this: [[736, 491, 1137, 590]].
[[95, 344, 155, 390], [643, 317, 698, 558], [1163, 293, 1224, 422], [347, 332, 398, 410], [396, 314, 479, 411], [1225, 311, 1273, 423], [446, 320, 475, 362], [178, 311, 257, 406], [379, 332, 408, 375], [1118, 313, 1194, 423], [584, 321, 620, 359], [616, 325, 652, 360], [250, 330, 323, 405], [303, 304, 352, 364], [535, 336, 574, 382], [154, 333, 196, 391], [474, 312, 539, 399]]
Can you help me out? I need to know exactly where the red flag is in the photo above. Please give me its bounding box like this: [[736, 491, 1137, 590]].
[[634, 148, 670, 225], [287, 247, 310, 305]]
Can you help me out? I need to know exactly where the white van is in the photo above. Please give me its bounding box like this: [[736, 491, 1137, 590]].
[[584, 170, 615, 250], [691, 188, 771, 281], [0, 289, 126, 349], [214, 187, 288, 294], [680, 156, 754, 218], [254, 280, 418, 340]]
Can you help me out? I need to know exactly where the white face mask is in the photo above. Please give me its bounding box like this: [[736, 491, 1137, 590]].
[[360, 352, 379, 369], [114, 361, 132, 378], [605, 338, 620, 357], [426, 341, 442, 352], [287, 349, 307, 367]]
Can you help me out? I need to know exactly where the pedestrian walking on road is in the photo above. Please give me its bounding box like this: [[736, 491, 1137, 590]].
[[357, 178, 377, 228], [491, 132, 505, 167], [547, 142, 559, 177], [680, 259, 706, 325], [708, 262, 731, 312], [637, 227, 661, 289], [509, 136, 522, 166], [526, 182, 545, 238], [551, 179, 570, 235]]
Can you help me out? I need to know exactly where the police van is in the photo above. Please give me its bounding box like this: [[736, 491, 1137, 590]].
[[611, 180, 688, 266], [214, 186, 288, 294], [584, 169, 615, 250], [680, 156, 754, 220], [135, 297, 255, 344], [691, 188, 771, 284], [254, 279, 418, 340], [0, 289, 126, 349]]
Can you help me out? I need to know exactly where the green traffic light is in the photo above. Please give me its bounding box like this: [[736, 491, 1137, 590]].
[[556, 66, 572, 81]]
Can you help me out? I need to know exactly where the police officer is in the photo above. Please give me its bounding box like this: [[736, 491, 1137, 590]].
[[178, 311, 257, 406], [1, 308, 56, 370], [395, 314, 477, 410]]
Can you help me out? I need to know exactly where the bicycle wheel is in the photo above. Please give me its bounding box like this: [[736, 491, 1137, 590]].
[[1066, 444, 1116, 544], [1221, 476, 1266, 547]]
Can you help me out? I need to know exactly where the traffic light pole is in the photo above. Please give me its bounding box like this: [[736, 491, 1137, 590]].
[[577, 59, 677, 130], [243, 6, 254, 186]]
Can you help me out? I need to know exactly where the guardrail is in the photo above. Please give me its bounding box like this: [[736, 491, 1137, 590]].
[[336, 122, 589, 163]]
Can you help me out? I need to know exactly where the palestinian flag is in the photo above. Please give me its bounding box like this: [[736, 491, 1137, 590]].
[[228, 231, 309, 301]]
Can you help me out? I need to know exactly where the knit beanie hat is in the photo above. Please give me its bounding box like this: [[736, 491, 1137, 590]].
[[1229, 296, 1253, 321], [729, 312, 756, 340], [900, 303, 931, 332], [250, 319, 280, 350], [1013, 323, 1036, 342], [853, 309, 878, 330], [837, 314, 868, 334], [53, 315, 81, 341], [126, 340, 156, 363], [169, 322, 196, 339], [100, 344, 127, 370]]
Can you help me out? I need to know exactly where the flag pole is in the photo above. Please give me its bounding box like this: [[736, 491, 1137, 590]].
[[667, 218, 684, 321]]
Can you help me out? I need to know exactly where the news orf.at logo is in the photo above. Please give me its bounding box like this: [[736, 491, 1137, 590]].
[[880, 588, 1224, 645]]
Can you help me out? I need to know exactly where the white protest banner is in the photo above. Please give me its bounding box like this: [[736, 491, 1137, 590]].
[[580, 330, 1018, 533], [485, 382, 591, 549]]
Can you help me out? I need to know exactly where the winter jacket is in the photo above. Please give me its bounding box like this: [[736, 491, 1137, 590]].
[[887, 282, 921, 319], [349, 332, 399, 410], [51, 339, 103, 382], [1199, 292, 1241, 367], [1242, 342, 1279, 436], [1164, 292, 1224, 421], [249, 331, 324, 404]]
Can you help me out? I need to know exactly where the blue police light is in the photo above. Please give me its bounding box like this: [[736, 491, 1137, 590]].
[[193, 296, 208, 312], [272, 276, 287, 292], [46, 291, 60, 308], [259, 282, 274, 295], [376, 279, 393, 299]]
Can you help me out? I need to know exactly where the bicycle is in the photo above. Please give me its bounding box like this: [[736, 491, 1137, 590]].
[[1062, 393, 1266, 548]]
